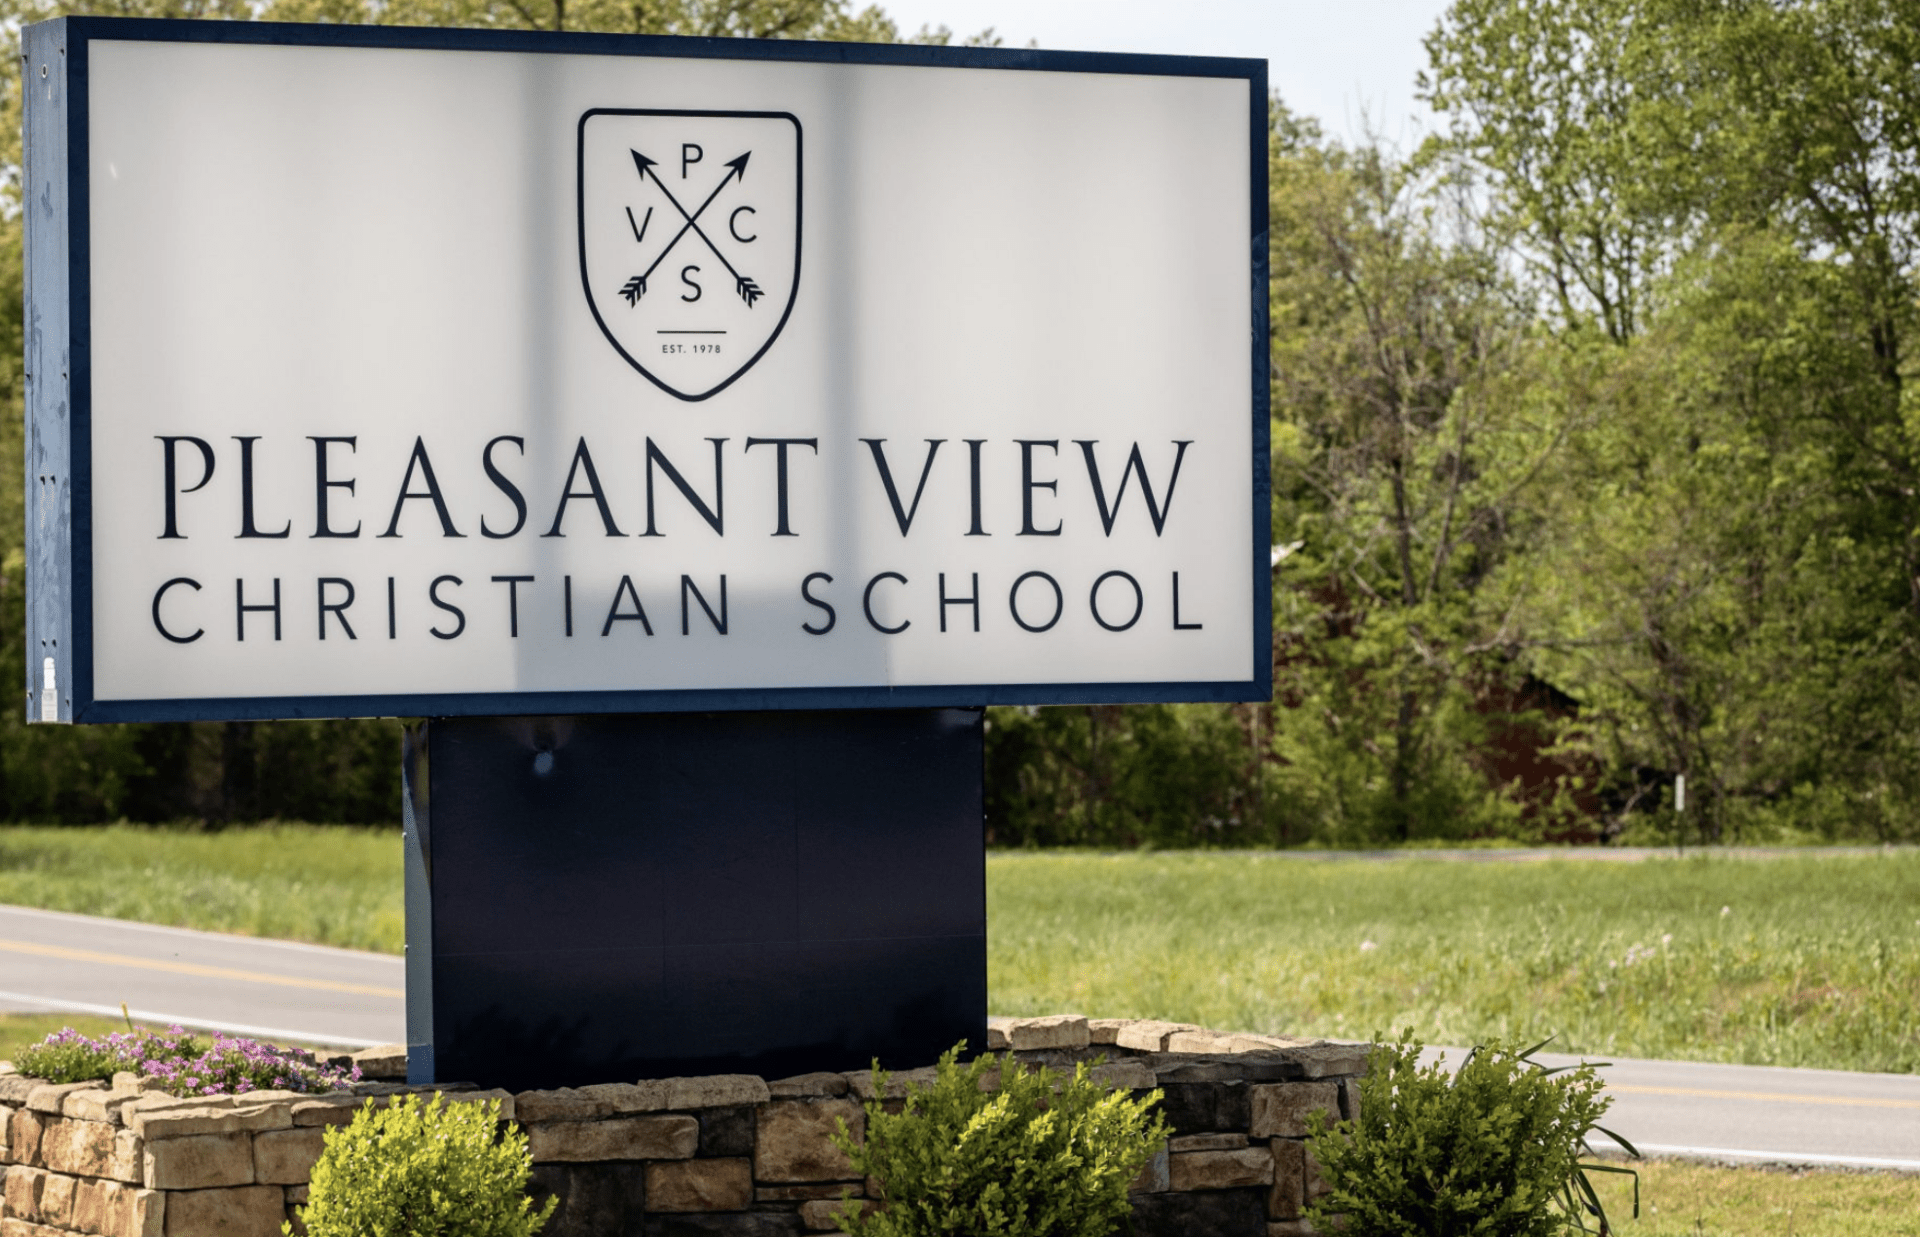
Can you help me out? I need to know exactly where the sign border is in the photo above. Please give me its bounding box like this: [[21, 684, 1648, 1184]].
[[24, 15, 1272, 724]]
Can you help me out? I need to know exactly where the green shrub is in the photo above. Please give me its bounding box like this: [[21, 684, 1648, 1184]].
[[288, 1093, 555, 1237], [1306, 1032, 1637, 1236], [828, 1043, 1170, 1237]]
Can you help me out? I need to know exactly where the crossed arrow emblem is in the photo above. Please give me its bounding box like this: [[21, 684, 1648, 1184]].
[[578, 108, 800, 400], [617, 148, 765, 310]]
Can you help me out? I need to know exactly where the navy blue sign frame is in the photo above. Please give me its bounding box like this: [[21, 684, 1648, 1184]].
[[23, 16, 1271, 724]]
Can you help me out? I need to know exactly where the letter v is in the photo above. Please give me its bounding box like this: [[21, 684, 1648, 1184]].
[[861, 439, 945, 536]]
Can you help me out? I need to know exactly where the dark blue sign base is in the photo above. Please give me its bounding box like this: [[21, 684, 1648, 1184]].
[[402, 709, 986, 1092]]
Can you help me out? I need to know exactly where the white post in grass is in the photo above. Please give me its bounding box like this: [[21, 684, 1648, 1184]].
[[1675, 774, 1687, 813]]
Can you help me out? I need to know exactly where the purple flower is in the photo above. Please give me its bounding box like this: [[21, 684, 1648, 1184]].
[[21, 1022, 359, 1096]]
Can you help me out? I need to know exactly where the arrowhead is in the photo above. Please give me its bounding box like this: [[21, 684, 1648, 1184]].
[[725, 151, 751, 180], [630, 149, 657, 179]]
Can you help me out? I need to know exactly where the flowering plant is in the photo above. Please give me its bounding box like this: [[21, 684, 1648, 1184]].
[[14, 1024, 359, 1095]]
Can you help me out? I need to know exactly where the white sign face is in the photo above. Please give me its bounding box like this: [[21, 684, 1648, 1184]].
[[28, 24, 1265, 720]]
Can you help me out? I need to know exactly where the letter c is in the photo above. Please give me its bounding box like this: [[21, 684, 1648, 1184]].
[[863, 572, 910, 634], [152, 577, 204, 643], [729, 205, 758, 243]]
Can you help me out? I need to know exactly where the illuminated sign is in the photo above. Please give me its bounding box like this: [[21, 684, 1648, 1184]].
[[24, 18, 1268, 721]]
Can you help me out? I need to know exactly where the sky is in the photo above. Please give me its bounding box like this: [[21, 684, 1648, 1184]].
[[875, 0, 1456, 148]]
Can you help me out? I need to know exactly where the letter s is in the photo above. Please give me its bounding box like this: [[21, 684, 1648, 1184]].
[[801, 572, 835, 635], [429, 575, 466, 640], [481, 436, 528, 539]]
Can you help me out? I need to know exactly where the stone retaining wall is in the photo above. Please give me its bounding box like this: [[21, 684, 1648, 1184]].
[[0, 1017, 1369, 1237]]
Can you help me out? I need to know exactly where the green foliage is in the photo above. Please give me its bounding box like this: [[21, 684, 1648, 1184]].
[[0, 1014, 129, 1064], [987, 850, 1920, 1074], [1264, 95, 1571, 845], [1414, 0, 1920, 843], [264, 0, 899, 41], [1306, 1032, 1632, 1237], [984, 705, 1272, 847], [290, 1093, 554, 1237], [0, 824, 404, 952], [1599, 1159, 1920, 1237], [828, 1044, 1170, 1237], [1421, 0, 1660, 342]]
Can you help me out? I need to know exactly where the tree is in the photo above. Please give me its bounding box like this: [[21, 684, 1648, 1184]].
[[1423, 0, 1668, 343], [261, 0, 899, 40], [1427, 0, 1920, 840], [1265, 100, 1579, 843]]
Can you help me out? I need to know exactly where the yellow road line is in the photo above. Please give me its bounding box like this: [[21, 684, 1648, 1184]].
[[1609, 1083, 1920, 1110], [0, 939, 404, 1000]]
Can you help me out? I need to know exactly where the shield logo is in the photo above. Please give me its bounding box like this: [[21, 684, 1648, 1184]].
[[578, 109, 802, 401]]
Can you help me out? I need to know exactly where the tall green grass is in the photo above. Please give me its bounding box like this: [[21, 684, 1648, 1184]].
[[0, 825, 402, 953], [0, 1013, 127, 1064], [1597, 1160, 1920, 1236], [988, 851, 1920, 1073], [6, 829, 1916, 1072]]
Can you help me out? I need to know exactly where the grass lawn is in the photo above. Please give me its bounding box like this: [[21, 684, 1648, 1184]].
[[0, 825, 403, 954], [988, 850, 1920, 1073], [1595, 1160, 1920, 1236], [0, 1011, 338, 1063], [1, 830, 1914, 1222], [4, 829, 1917, 1072], [0, 1012, 127, 1064]]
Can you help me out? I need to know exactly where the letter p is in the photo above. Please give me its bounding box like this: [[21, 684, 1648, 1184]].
[[157, 436, 215, 540]]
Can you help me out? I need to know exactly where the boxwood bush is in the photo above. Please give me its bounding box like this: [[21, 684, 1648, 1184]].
[[289, 1093, 554, 1237], [1306, 1032, 1638, 1236], [829, 1043, 1169, 1237]]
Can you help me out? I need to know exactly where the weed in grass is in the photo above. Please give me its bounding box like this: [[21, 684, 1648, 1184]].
[[987, 851, 1920, 1072], [0, 824, 402, 952]]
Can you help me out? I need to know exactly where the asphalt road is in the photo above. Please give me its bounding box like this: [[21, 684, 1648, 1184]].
[[1426, 1047, 1920, 1171], [1256, 845, 1911, 863], [0, 903, 403, 1048], [3, 903, 1915, 1169]]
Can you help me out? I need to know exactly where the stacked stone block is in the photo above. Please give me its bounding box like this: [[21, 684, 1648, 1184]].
[[990, 1017, 1363, 1237], [0, 1068, 513, 1237], [0, 1018, 1369, 1237]]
